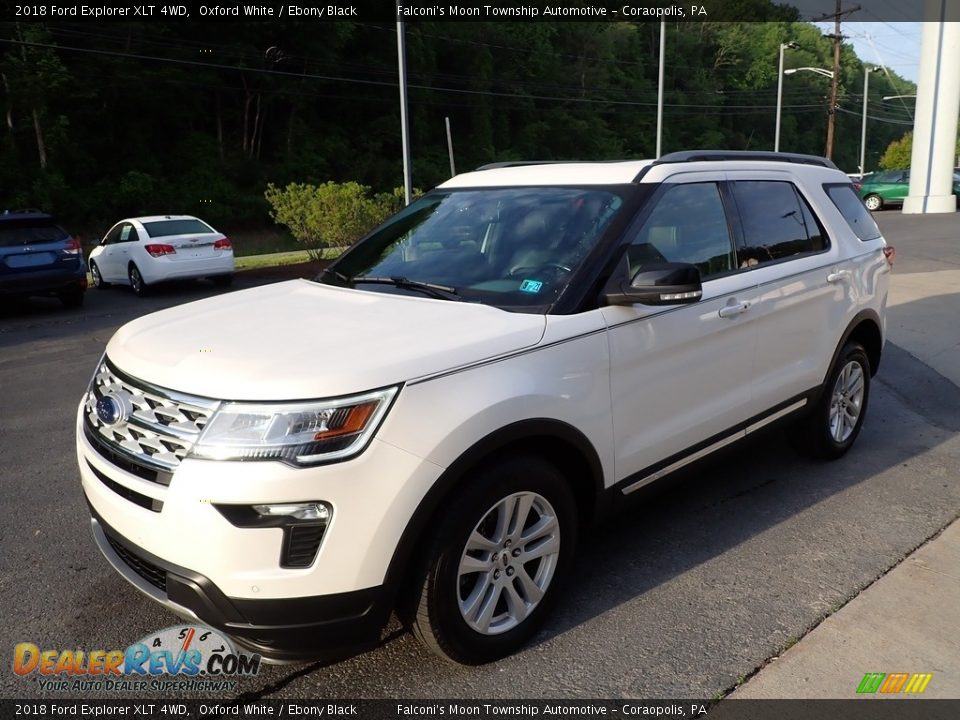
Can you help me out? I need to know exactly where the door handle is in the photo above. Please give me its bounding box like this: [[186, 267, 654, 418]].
[[718, 301, 751, 318], [827, 270, 851, 283]]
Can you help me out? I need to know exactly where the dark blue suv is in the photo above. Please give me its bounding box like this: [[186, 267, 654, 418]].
[[0, 211, 87, 308]]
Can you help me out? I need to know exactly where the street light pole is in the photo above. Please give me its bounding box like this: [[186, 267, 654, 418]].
[[781, 66, 834, 154], [656, 19, 666, 158], [785, 67, 835, 79], [775, 42, 799, 153], [859, 66, 880, 179], [396, 20, 413, 206]]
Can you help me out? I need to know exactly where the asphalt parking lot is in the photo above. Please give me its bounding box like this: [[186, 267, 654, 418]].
[[1, 214, 959, 701]]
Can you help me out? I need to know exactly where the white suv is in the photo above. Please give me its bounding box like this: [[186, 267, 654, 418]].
[[77, 151, 892, 665]]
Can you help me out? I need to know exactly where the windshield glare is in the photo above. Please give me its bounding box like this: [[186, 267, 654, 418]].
[[327, 188, 625, 309]]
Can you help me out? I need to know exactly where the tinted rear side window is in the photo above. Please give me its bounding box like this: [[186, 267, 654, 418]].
[[824, 184, 882, 241], [0, 220, 68, 247], [730, 181, 826, 267], [142, 219, 215, 237]]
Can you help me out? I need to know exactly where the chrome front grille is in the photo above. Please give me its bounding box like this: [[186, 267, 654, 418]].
[[84, 359, 219, 473]]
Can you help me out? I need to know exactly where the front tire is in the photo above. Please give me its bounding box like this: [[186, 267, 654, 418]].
[[410, 455, 577, 664], [863, 194, 883, 211], [128, 263, 148, 297], [794, 341, 871, 460], [90, 261, 110, 289]]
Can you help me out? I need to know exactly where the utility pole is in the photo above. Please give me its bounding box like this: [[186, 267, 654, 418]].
[[814, 1, 860, 160]]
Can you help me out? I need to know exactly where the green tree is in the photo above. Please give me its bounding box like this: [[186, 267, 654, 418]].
[[0, 24, 69, 170], [880, 131, 960, 170], [879, 132, 912, 169], [264, 181, 386, 259]]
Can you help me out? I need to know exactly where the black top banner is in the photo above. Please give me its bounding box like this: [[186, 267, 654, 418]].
[[0, 0, 943, 23]]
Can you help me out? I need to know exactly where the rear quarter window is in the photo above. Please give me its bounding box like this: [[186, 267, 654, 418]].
[[824, 184, 881, 241]]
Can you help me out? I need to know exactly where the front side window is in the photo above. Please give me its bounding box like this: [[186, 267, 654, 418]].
[[624, 182, 735, 279], [103, 225, 124, 245], [731, 181, 826, 267], [324, 187, 626, 310], [872, 171, 905, 184]]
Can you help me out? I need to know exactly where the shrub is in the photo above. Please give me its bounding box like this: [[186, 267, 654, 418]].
[[264, 181, 422, 260], [265, 181, 377, 259]]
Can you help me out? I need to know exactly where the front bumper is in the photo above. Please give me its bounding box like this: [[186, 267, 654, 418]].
[[88, 506, 388, 662], [77, 390, 445, 661]]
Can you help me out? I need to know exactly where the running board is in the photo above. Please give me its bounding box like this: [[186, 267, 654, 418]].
[[620, 399, 807, 495]]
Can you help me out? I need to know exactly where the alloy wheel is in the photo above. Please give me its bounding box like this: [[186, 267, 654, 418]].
[[829, 360, 865, 443], [457, 492, 560, 635]]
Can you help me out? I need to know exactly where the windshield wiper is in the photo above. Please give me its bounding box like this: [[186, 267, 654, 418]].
[[352, 275, 461, 301], [316, 267, 348, 283]]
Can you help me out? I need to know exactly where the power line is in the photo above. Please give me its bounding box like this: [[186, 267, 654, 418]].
[[0, 37, 833, 112]]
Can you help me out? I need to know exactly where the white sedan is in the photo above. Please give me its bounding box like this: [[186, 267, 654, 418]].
[[88, 215, 235, 296]]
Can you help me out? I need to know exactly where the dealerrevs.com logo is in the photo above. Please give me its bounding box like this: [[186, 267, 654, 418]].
[[13, 625, 261, 693]]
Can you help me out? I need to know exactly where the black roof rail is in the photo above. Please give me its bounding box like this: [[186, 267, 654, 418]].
[[648, 150, 839, 172]]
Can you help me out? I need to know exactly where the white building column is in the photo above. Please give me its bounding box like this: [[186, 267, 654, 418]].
[[903, 3, 960, 214]]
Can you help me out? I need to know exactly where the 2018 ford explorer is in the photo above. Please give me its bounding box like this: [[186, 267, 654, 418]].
[[77, 151, 892, 665]]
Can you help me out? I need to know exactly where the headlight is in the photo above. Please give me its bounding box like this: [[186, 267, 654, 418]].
[[189, 387, 398, 465]]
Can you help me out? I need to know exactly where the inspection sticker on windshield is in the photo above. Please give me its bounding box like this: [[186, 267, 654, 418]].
[[519, 279, 544, 294]]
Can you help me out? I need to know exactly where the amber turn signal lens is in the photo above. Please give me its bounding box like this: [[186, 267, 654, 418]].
[[314, 401, 378, 441]]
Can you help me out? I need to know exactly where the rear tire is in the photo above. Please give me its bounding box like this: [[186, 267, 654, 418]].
[[863, 194, 882, 211], [793, 341, 871, 460], [128, 263, 148, 297], [409, 455, 577, 664]]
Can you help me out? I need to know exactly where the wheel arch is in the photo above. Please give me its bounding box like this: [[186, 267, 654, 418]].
[[383, 418, 604, 615], [839, 310, 883, 377]]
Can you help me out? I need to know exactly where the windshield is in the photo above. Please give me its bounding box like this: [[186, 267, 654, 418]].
[[323, 187, 625, 310]]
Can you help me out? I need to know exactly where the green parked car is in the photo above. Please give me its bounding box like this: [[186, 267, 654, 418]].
[[859, 169, 960, 211]]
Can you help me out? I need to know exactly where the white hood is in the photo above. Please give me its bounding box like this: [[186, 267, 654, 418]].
[[106, 280, 546, 400]]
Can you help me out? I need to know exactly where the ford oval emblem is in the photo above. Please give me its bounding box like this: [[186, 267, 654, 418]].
[[96, 393, 128, 427]]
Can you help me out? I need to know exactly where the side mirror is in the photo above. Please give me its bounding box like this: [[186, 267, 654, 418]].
[[603, 262, 703, 306]]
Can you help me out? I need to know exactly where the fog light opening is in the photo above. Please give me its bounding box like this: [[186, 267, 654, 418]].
[[252, 502, 331, 522]]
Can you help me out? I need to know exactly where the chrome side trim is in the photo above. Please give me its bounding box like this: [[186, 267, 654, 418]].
[[620, 398, 808, 496], [745, 399, 807, 435], [620, 432, 743, 495]]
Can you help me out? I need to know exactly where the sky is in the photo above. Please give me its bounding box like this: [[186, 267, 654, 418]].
[[815, 21, 922, 83], [789, 1, 923, 83]]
